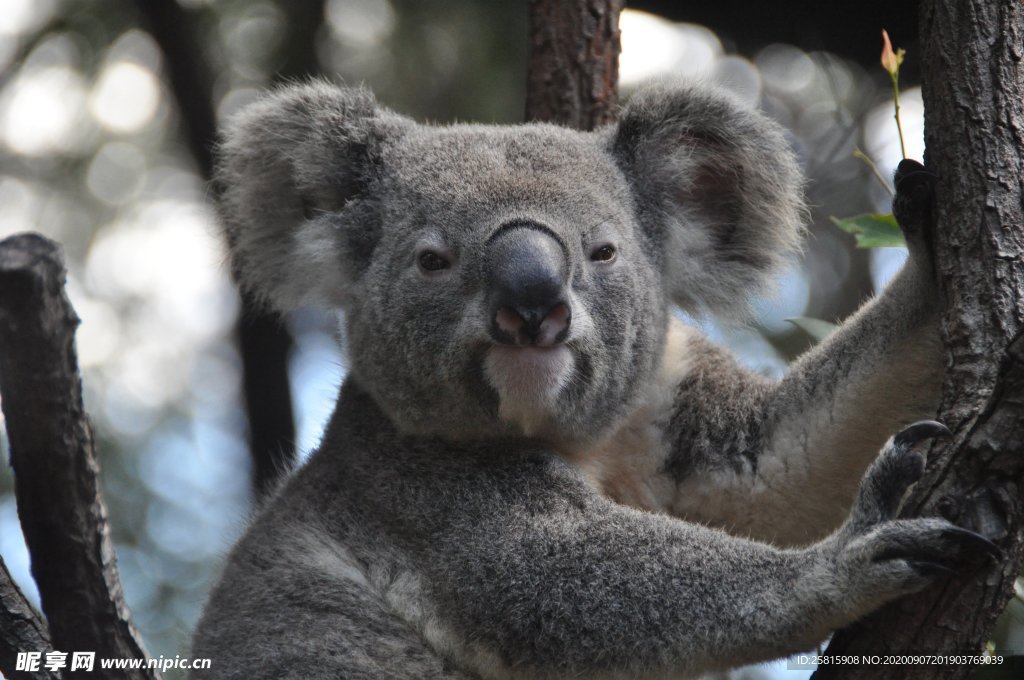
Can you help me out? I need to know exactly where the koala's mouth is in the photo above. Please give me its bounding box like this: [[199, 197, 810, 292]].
[[483, 345, 575, 436]]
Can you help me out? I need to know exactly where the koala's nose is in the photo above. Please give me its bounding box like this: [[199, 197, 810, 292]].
[[485, 223, 572, 347]]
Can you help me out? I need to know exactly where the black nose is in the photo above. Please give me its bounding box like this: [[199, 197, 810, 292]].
[[485, 223, 572, 347]]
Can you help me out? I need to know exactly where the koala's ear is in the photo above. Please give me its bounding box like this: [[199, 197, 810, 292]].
[[610, 84, 805, 316], [215, 81, 405, 312]]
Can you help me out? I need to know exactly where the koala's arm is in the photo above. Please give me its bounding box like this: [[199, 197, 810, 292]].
[[429, 428, 988, 680], [444, 501, 837, 678], [665, 164, 942, 545], [191, 407, 994, 680]]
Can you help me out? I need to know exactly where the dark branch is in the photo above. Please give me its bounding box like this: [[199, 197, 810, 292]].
[[0, 233, 157, 679], [132, 0, 299, 496], [237, 0, 330, 495], [130, 0, 216, 179], [237, 299, 297, 494], [275, 0, 329, 80], [0, 555, 58, 680]]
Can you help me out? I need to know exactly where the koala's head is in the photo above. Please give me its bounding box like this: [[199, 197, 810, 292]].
[[217, 81, 803, 443]]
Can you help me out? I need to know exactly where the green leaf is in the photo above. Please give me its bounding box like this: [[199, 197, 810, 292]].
[[830, 213, 906, 248], [786, 317, 839, 343]]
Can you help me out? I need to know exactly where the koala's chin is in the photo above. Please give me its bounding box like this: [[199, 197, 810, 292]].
[[484, 344, 575, 437]]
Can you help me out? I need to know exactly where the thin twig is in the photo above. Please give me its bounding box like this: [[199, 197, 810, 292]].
[[853, 147, 895, 196]]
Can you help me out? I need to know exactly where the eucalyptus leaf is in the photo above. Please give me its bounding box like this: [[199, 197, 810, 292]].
[[830, 213, 905, 248]]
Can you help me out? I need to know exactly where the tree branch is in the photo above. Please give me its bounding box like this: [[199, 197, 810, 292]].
[[817, 2, 1024, 677], [129, 0, 216, 178], [132, 0, 299, 495], [525, 0, 623, 129], [0, 233, 157, 679], [0, 555, 58, 680]]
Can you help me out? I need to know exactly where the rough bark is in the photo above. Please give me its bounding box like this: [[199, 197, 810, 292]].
[[132, 0, 298, 495], [0, 233, 157, 679], [818, 2, 1024, 677], [525, 0, 623, 129], [0, 556, 58, 680]]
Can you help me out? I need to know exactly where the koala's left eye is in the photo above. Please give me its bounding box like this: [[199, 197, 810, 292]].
[[418, 250, 451, 272], [590, 244, 617, 263]]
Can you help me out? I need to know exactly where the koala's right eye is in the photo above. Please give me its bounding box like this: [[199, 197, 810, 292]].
[[418, 250, 451, 272]]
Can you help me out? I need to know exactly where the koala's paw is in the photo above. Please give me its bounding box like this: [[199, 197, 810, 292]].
[[892, 159, 937, 249], [832, 421, 1001, 611], [849, 420, 946, 528]]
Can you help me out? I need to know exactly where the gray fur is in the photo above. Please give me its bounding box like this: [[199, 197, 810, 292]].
[[610, 83, 806, 316], [192, 83, 975, 679]]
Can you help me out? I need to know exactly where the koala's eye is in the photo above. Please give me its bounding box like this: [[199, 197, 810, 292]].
[[590, 244, 617, 263], [418, 250, 451, 272]]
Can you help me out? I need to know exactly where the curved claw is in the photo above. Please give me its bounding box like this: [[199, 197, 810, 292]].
[[940, 526, 1004, 562], [872, 525, 1004, 567], [893, 420, 952, 450], [907, 559, 957, 577]]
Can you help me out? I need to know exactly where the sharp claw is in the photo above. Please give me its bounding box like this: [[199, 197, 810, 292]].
[[874, 527, 1003, 570], [893, 420, 952, 450], [907, 559, 958, 577], [940, 526, 1004, 561]]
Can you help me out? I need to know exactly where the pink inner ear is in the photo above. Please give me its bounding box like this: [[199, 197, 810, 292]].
[[672, 157, 744, 241]]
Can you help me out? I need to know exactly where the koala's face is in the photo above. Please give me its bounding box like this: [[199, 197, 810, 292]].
[[341, 127, 665, 440], [218, 83, 803, 443]]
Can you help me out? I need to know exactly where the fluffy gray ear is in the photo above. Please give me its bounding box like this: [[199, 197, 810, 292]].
[[215, 81, 404, 312], [610, 84, 805, 316]]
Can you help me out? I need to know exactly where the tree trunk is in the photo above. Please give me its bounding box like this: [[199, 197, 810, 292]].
[[818, 2, 1024, 677], [0, 234, 158, 679], [525, 0, 623, 129]]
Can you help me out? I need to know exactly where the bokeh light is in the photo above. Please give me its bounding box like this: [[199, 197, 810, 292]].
[[1, 65, 90, 156], [326, 0, 396, 49], [620, 10, 721, 85], [90, 61, 162, 134]]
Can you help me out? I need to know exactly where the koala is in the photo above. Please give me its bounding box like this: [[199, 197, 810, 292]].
[[190, 81, 999, 679]]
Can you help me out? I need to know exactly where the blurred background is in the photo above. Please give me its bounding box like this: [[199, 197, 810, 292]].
[[0, 1, 1019, 678]]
